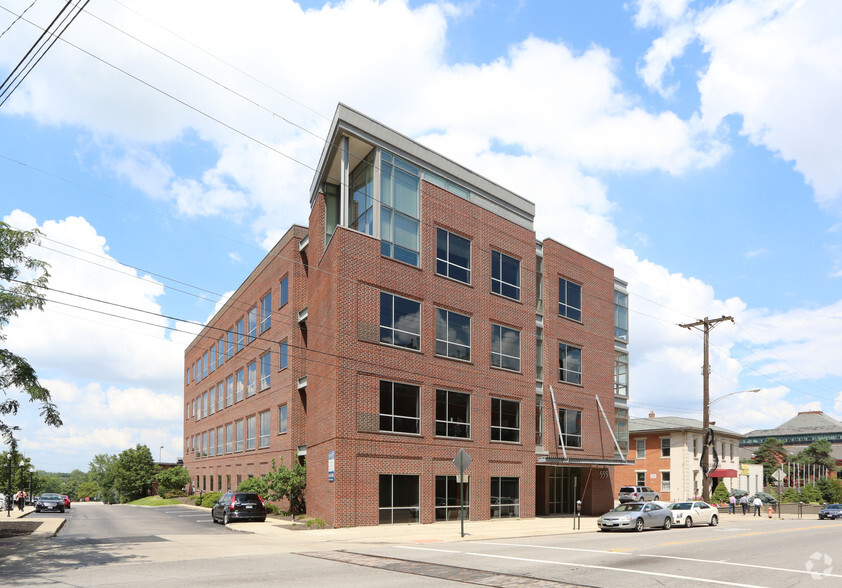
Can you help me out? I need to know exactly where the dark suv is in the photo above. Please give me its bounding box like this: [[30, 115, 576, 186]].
[[618, 486, 659, 503], [211, 492, 267, 525]]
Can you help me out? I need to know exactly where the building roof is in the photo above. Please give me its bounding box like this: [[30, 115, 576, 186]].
[[743, 411, 842, 438], [629, 416, 740, 438]]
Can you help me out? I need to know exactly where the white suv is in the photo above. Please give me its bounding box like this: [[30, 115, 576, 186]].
[[618, 486, 659, 503]]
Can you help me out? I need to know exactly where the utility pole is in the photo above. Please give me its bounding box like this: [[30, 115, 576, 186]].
[[679, 315, 734, 502]]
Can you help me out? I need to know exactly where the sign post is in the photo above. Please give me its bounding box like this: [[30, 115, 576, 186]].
[[771, 469, 785, 518], [452, 449, 472, 537]]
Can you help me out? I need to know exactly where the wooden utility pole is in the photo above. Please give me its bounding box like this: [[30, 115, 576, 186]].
[[679, 315, 734, 502]]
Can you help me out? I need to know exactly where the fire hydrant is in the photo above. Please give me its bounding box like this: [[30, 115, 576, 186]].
[[768, 506, 774, 518]]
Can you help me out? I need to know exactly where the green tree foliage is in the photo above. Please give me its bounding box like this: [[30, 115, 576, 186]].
[[750, 437, 789, 483], [799, 484, 823, 504], [156, 465, 191, 497], [782, 487, 800, 502], [77, 480, 99, 499], [88, 453, 118, 503], [712, 481, 730, 503], [265, 458, 306, 517], [114, 444, 158, 502], [0, 223, 60, 447], [796, 439, 836, 472], [236, 475, 269, 496], [0, 450, 34, 493], [816, 477, 842, 503]]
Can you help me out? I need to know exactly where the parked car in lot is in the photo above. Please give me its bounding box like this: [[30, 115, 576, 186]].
[[211, 492, 266, 525], [61, 495, 71, 509], [818, 504, 842, 520], [598, 501, 672, 532], [618, 485, 659, 503], [667, 501, 719, 527], [35, 493, 65, 513]]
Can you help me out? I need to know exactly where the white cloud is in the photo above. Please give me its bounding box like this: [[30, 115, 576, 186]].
[[745, 247, 766, 259]]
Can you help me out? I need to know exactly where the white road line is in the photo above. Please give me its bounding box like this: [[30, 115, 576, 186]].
[[473, 542, 842, 580], [177, 513, 208, 517], [394, 546, 764, 587]]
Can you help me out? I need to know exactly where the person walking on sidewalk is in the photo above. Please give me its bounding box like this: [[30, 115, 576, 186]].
[[729, 495, 736, 514], [740, 495, 748, 515], [753, 496, 763, 516]]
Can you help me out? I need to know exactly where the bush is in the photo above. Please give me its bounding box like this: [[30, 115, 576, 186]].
[[782, 487, 800, 503], [163, 489, 187, 499], [194, 495, 204, 506], [816, 477, 842, 503], [200, 492, 222, 508], [712, 482, 730, 503], [730, 488, 749, 499], [799, 484, 823, 504], [304, 517, 327, 528], [264, 503, 280, 515], [237, 476, 269, 495], [749, 492, 777, 505]]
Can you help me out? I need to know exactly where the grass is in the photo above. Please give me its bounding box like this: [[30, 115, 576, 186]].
[[128, 496, 185, 506]]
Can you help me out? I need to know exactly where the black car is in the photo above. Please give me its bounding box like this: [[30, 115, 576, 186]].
[[35, 493, 65, 513], [818, 504, 842, 520], [211, 492, 266, 525]]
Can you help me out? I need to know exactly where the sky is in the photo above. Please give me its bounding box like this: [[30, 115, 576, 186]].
[[1, 0, 841, 473]]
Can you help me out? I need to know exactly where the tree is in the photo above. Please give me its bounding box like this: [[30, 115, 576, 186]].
[[750, 437, 789, 483], [712, 481, 730, 503], [77, 480, 99, 500], [156, 465, 190, 496], [796, 439, 836, 472], [114, 444, 158, 502], [0, 223, 60, 447], [88, 453, 118, 503], [265, 458, 306, 518]]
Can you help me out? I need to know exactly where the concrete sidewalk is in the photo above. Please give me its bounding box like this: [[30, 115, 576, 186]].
[[0, 505, 66, 543]]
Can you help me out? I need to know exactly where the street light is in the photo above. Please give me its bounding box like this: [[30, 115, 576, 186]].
[[5, 454, 11, 517], [159, 445, 164, 464], [702, 388, 761, 502]]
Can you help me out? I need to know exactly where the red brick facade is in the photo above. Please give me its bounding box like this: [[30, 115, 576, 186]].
[[183, 106, 624, 527]]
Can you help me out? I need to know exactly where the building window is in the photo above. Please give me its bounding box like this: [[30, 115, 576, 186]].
[[661, 437, 670, 457], [247, 306, 258, 344], [615, 352, 628, 397], [349, 150, 375, 236], [217, 382, 224, 412], [202, 432, 207, 457], [558, 342, 582, 385], [246, 416, 256, 451], [615, 289, 628, 342], [378, 474, 419, 525], [559, 408, 582, 448], [226, 375, 234, 407], [280, 276, 289, 307], [491, 250, 520, 301], [730, 443, 734, 460], [636, 471, 645, 485], [202, 353, 208, 379], [436, 228, 471, 284], [218, 337, 225, 368], [279, 404, 288, 434], [196, 359, 201, 383], [661, 471, 671, 492], [491, 398, 520, 443], [209, 347, 216, 373], [535, 393, 543, 446], [225, 423, 233, 454], [236, 318, 245, 352], [235, 370, 244, 402], [615, 407, 628, 452], [260, 293, 271, 333], [209, 429, 215, 457], [435, 308, 471, 361], [235, 420, 244, 452], [226, 330, 234, 359], [202, 392, 208, 418], [259, 411, 270, 448], [435, 390, 470, 438], [435, 475, 469, 521], [279, 341, 288, 370], [379, 381, 420, 434], [491, 324, 520, 371], [380, 152, 420, 266], [379, 292, 421, 350], [693, 437, 698, 457], [246, 361, 257, 397], [217, 426, 224, 455], [558, 278, 582, 321], [490, 477, 519, 518], [209, 387, 215, 415], [259, 352, 271, 390], [636, 438, 646, 458]]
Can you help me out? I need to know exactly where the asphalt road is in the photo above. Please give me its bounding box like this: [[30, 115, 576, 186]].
[[1, 502, 841, 586]]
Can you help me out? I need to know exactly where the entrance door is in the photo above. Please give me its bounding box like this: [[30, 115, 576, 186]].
[[548, 467, 580, 514]]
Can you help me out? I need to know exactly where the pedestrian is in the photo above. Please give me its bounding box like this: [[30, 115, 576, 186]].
[[753, 496, 763, 516], [740, 495, 748, 515], [729, 494, 736, 514]]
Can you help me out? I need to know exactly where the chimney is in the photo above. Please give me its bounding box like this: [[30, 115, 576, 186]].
[[649, 411, 655, 418]]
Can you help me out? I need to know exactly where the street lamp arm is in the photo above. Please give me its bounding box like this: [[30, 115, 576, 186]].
[[709, 388, 761, 407]]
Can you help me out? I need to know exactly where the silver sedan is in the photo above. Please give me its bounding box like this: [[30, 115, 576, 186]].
[[667, 501, 720, 527], [598, 502, 673, 532]]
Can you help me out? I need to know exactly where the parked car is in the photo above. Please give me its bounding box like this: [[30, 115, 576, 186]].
[[598, 501, 672, 532], [667, 501, 719, 527], [618, 485, 659, 503], [35, 493, 65, 513], [818, 504, 842, 520], [61, 495, 71, 509], [211, 492, 266, 525]]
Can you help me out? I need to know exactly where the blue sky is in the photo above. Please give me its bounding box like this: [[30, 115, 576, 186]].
[[1, 0, 841, 472]]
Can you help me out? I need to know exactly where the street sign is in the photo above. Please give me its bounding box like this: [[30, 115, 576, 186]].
[[452, 449, 472, 474], [771, 469, 785, 483]]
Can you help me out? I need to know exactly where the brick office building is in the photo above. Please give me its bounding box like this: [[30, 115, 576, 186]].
[[183, 105, 630, 527]]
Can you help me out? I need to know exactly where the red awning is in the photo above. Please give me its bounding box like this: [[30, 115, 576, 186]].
[[709, 468, 739, 478]]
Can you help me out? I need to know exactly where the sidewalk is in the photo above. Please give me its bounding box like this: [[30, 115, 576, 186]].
[[0, 505, 65, 542]]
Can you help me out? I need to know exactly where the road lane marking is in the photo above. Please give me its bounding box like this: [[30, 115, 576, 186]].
[[474, 541, 842, 580], [659, 524, 831, 546], [395, 545, 764, 587]]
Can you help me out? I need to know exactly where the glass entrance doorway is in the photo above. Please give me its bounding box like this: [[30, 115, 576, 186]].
[[548, 467, 579, 514]]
